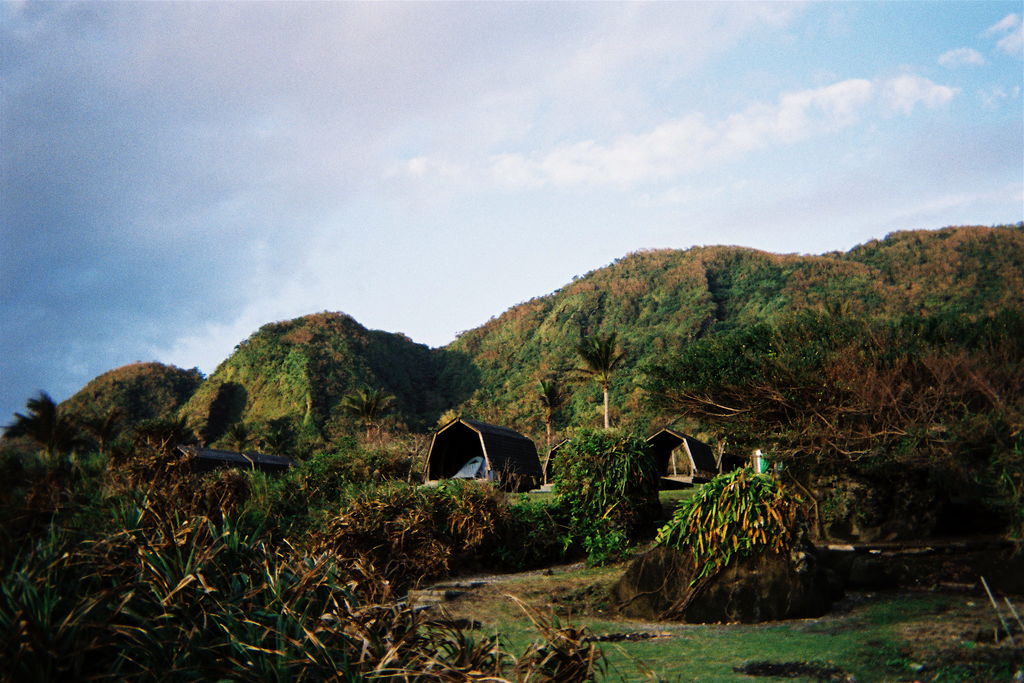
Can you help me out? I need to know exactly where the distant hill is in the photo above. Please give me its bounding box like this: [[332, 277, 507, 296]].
[[60, 362, 204, 424], [177, 312, 477, 444], [54, 224, 1023, 449], [446, 225, 1024, 438]]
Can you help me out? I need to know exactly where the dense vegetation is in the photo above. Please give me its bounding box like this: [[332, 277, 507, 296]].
[[448, 225, 1023, 439], [645, 308, 1024, 541], [60, 362, 203, 426], [551, 429, 661, 565], [0, 430, 606, 679], [656, 469, 807, 583], [177, 312, 478, 454]]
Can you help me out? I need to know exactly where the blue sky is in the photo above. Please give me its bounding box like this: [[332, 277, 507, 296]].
[[1, 1, 1021, 424]]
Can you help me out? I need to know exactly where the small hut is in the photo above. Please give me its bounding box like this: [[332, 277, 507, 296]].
[[425, 418, 542, 492], [177, 445, 294, 474], [646, 429, 718, 485]]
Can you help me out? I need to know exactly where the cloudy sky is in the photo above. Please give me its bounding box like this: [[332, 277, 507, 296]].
[[2, 1, 1022, 423]]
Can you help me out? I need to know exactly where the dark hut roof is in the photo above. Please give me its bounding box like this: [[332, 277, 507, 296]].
[[646, 428, 717, 474], [454, 418, 542, 478], [429, 418, 542, 480], [177, 445, 294, 473]]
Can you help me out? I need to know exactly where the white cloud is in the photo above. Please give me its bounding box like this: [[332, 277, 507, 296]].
[[484, 80, 878, 189], [938, 47, 986, 67], [980, 85, 1023, 108], [406, 75, 952, 190], [986, 13, 1023, 56], [881, 75, 959, 115]]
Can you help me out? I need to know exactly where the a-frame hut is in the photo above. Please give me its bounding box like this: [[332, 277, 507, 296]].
[[646, 429, 718, 485], [425, 418, 543, 492]]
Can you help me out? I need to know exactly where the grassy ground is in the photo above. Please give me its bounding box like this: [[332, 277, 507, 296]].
[[434, 561, 1024, 682], [527, 486, 699, 506]]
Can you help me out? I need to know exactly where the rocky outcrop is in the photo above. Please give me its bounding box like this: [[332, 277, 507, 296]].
[[611, 544, 833, 623]]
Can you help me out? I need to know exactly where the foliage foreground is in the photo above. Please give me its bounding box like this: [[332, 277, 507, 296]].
[[0, 501, 604, 681], [0, 440, 600, 681]]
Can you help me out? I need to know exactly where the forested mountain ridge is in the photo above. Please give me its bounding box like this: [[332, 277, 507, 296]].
[[31, 224, 1022, 451], [176, 312, 476, 445], [447, 224, 1024, 438], [60, 362, 204, 426]]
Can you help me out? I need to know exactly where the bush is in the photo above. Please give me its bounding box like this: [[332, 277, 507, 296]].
[[495, 495, 570, 570], [656, 468, 807, 583], [552, 429, 660, 565], [0, 504, 525, 681]]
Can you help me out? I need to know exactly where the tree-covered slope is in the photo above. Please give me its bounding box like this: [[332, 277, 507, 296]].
[[445, 225, 1024, 439], [178, 312, 476, 444], [60, 362, 204, 425]]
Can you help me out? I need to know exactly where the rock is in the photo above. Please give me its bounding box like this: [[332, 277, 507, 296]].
[[812, 469, 941, 543], [846, 555, 898, 590], [611, 544, 832, 623]]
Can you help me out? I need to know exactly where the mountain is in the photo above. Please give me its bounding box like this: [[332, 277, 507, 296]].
[[49, 224, 1023, 450], [60, 362, 204, 425], [446, 225, 1024, 438], [177, 312, 477, 444]]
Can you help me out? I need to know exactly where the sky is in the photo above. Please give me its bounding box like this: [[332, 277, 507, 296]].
[[2, 1, 1022, 425]]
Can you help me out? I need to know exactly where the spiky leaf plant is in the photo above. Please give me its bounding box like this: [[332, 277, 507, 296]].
[[656, 468, 806, 584]]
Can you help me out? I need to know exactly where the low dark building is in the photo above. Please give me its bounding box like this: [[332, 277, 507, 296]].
[[177, 445, 294, 474], [425, 418, 542, 492], [646, 428, 718, 485]]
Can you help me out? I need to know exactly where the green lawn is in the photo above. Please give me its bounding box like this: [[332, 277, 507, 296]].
[[442, 561, 1017, 682]]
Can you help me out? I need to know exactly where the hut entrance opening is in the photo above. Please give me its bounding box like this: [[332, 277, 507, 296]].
[[646, 429, 717, 487], [427, 421, 487, 481]]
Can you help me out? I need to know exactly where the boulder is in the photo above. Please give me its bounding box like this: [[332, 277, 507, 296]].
[[611, 544, 832, 623], [812, 469, 941, 543]]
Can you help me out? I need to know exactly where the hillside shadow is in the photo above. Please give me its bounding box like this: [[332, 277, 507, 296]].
[[200, 381, 247, 445], [428, 348, 481, 423]]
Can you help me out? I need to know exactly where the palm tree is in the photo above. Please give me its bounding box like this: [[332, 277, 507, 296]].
[[340, 387, 395, 437], [538, 376, 565, 455], [224, 421, 253, 452], [4, 391, 84, 458], [576, 332, 626, 429], [130, 416, 195, 453], [79, 408, 123, 456]]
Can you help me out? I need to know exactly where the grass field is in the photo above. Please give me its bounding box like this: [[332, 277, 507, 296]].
[[435, 561, 1023, 682]]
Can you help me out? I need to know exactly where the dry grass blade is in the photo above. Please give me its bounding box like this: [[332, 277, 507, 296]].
[[508, 596, 605, 683]]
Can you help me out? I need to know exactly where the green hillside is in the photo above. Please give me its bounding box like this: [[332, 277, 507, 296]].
[[48, 224, 1022, 453], [60, 362, 203, 425], [178, 312, 476, 445], [446, 225, 1024, 440]]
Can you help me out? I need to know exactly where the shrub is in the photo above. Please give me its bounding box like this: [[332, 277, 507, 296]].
[[494, 495, 570, 570], [0, 504, 525, 681], [656, 468, 807, 583], [552, 429, 660, 565]]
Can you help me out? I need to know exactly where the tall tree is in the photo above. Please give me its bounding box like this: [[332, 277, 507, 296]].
[[4, 391, 84, 458], [576, 332, 626, 429], [224, 421, 253, 452], [79, 408, 123, 457], [538, 377, 566, 474], [340, 387, 395, 437]]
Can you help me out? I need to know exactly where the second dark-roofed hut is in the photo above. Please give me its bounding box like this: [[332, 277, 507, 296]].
[[426, 418, 542, 492], [177, 445, 294, 474], [646, 428, 718, 486]]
